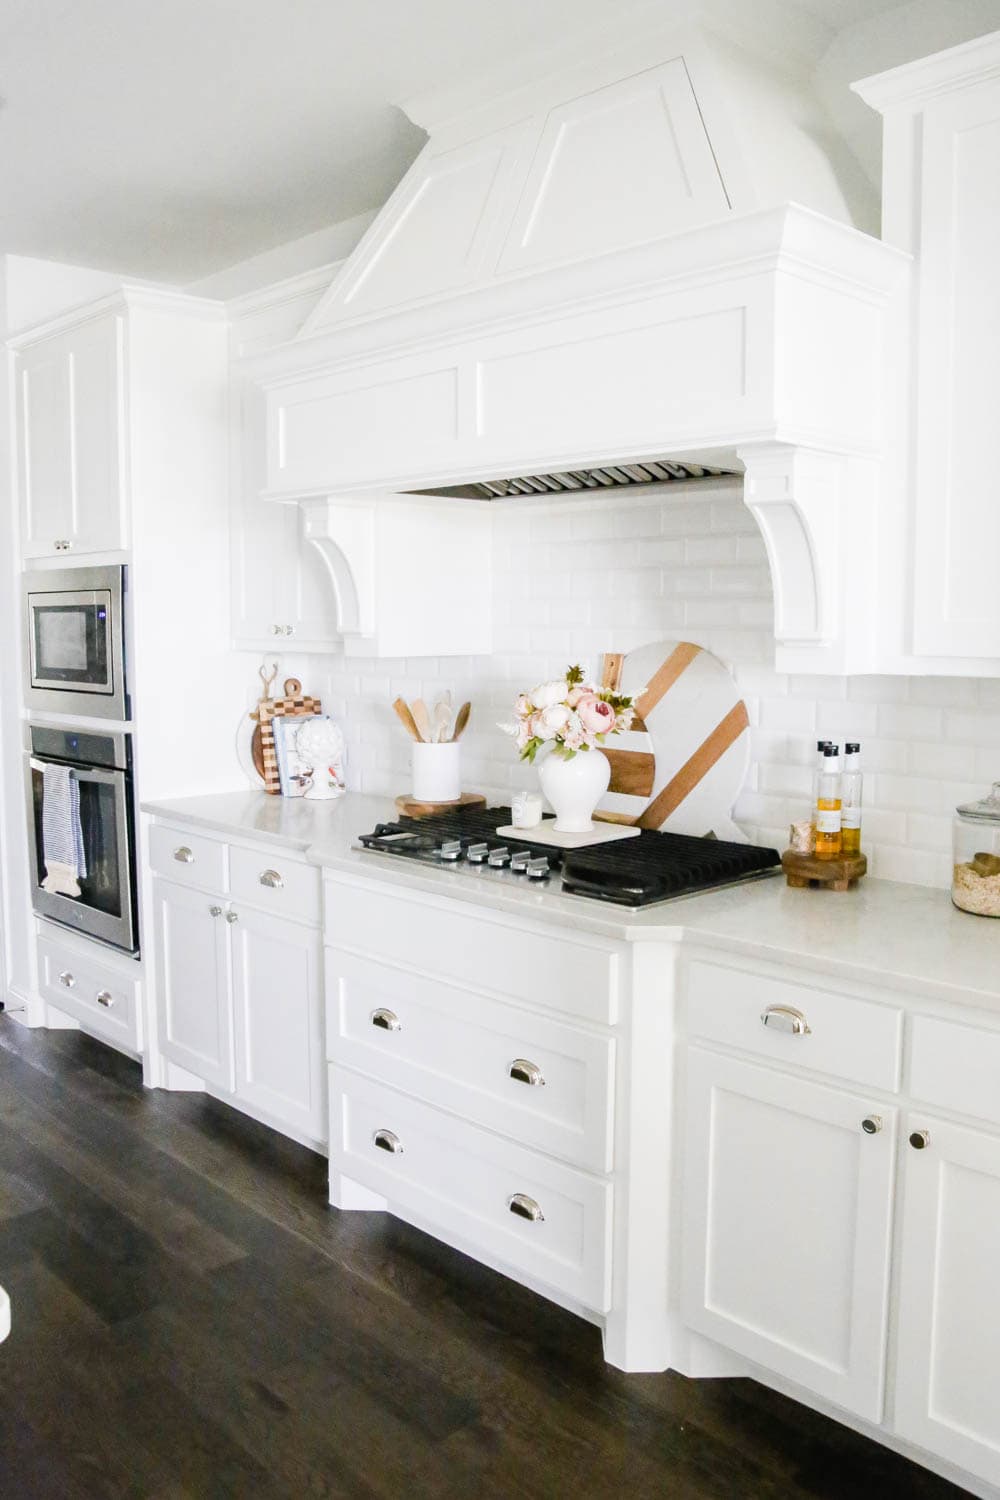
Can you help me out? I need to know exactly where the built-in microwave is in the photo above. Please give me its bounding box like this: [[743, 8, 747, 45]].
[[23, 565, 128, 721]]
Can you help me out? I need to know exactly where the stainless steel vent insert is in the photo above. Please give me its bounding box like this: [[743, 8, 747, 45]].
[[412, 460, 738, 500]]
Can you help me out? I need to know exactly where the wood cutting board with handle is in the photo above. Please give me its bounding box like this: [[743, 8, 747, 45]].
[[597, 641, 750, 839]]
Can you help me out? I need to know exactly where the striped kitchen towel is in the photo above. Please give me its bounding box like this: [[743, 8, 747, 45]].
[[40, 764, 87, 898]]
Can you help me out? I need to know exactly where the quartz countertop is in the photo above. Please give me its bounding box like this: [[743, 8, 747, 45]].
[[142, 790, 1000, 1014]]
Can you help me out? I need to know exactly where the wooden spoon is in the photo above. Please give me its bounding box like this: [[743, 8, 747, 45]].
[[411, 698, 432, 743], [392, 698, 422, 741], [451, 702, 471, 740]]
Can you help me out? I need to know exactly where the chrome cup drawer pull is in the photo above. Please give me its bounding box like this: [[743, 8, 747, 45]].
[[373, 1129, 403, 1154], [370, 1008, 401, 1032], [509, 1059, 545, 1087], [173, 847, 194, 864], [259, 869, 284, 889], [507, 1193, 544, 1223], [761, 1005, 811, 1036], [95, 990, 114, 1009], [59, 971, 75, 988]]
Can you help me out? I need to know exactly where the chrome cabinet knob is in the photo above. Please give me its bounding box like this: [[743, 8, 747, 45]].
[[259, 869, 284, 889], [861, 1115, 883, 1135], [173, 847, 194, 864], [95, 990, 114, 1009], [507, 1193, 544, 1223], [285, 625, 295, 636], [271, 624, 282, 635], [59, 970, 75, 988], [225, 910, 239, 924], [909, 1129, 930, 1150], [761, 1005, 811, 1036], [209, 905, 223, 917], [373, 1129, 403, 1154], [370, 1008, 401, 1032], [509, 1059, 545, 1087]]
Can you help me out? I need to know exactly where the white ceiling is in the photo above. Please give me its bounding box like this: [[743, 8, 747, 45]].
[[0, 0, 931, 283]]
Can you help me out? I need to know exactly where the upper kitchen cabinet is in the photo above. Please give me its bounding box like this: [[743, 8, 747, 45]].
[[15, 308, 127, 558], [856, 31, 1000, 673]]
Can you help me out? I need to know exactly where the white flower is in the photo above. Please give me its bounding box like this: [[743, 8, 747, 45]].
[[514, 693, 533, 718], [537, 703, 571, 739], [531, 680, 567, 710]]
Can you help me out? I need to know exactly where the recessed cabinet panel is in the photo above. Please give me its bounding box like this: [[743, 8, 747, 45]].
[[895, 1115, 1000, 1488], [232, 906, 324, 1140], [71, 314, 126, 555], [19, 344, 72, 557], [911, 82, 1000, 657], [682, 1047, 895, 1421], [154, 880, 233, 1090]]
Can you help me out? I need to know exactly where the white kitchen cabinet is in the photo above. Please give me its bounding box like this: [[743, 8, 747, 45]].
[[154, 879, 233, 1090], [894, 1114, 1000, 1489], [855, 33, 1000, 672], [230, 379, 339, 650], [682, 1046, 896, 1422], [231, 904, 324, 1141], [17, 310, 127, 558]]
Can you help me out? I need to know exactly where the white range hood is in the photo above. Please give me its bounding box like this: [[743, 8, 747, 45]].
[[244, 10, 909, 670]]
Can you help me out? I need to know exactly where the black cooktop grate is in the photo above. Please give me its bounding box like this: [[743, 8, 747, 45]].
[[358, 806, 780, 908]]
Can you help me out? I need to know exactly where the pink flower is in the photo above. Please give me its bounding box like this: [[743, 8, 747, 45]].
[[515, 693, 532, 718], [538, 703, 571, 740], [577, 694, 616, 736], [566, 686, 585, 708]]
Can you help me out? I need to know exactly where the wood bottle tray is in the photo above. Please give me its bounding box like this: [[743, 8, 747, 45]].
[[781, 849, 867, 891]]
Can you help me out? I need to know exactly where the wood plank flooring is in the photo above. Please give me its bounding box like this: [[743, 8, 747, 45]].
[[0, 1017, 972, 1499]]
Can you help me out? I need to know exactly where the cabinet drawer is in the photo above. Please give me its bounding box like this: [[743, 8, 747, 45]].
[[910, 1015, 1000, 1128], [326, 879, 623, 1025], [148, 823, 227, 892], [685, 957, 902, 1092], [229, 844, 320, 926], [38, 936, 140, 1052], [330, 1066, 613, 1311], [328, 953, 615, 1171]]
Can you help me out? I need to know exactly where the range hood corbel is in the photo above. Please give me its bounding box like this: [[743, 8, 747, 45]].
[[292, 492, 493, 658]]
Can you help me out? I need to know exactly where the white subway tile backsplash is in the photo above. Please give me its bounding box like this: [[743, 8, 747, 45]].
[[296, 485, 1000, 893]]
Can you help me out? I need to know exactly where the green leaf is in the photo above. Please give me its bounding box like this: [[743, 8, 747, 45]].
[[565, 663, 585, 687]]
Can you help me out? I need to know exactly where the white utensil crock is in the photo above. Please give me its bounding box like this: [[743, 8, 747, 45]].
[[538, 747, 611, 832], [412, 742, 461, 802]]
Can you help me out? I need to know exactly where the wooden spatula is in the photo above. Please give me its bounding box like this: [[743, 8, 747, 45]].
[[451, 702, 471, 740], [392, 698, 422, 741], [411, 698, 432, 742]]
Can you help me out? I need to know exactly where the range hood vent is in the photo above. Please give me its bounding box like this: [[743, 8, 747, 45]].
[[412, 460, 738, 500]]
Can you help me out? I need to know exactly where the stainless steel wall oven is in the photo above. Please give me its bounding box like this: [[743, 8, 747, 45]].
[[27, 724, 138, 954]]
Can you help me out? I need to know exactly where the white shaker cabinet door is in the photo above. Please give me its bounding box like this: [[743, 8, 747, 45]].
[[912, 78, 1000, 659], [17, 314, 126, 559], [230, 905, 325, 1140], [894, 1115, 1000, 1489], [154, 880, 233, 1091], [231, 382, 338, 650], [682, 1048, 896, 1422]]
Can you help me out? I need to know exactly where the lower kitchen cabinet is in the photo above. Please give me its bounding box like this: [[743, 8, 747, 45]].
[[681, 1046, 896, 1422], [154, 880, 233, 1090], [894, 1114, 1000, 1488], [231, 905, 324, 1141], [153, 871, 325, 1143]]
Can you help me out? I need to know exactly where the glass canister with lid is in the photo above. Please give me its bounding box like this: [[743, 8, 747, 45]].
[[953, 783, 1000, 916]]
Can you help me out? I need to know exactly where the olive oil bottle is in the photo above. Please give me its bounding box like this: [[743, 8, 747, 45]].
[[841, 743, 863, 857], [815, 743, 843, 860]]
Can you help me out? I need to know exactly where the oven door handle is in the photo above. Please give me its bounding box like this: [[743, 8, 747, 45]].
[[30, 758, 123, 785]]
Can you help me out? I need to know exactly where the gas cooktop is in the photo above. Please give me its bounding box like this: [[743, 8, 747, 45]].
[[357, 806, 780, 909]]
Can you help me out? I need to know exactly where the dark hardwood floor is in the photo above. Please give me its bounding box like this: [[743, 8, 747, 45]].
[[0, 1016, 971, 1500]]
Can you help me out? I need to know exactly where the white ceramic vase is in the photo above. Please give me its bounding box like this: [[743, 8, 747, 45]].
[[537, 747, 611, 833]]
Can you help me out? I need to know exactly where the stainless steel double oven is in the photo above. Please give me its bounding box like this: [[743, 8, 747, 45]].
[[23, 566, 138, 955]]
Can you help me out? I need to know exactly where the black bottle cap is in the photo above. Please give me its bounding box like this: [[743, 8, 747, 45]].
[[824, 744, 840, 757], [817, 739, 832, 752], [845, 742, 861, 754]]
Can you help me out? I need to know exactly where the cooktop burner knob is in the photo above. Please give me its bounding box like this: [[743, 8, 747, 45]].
[[437, 840, 463, 861], [510, 851, 532, 873], [526, 858, 552, 880], [466, 843, 490, 864], [488, 846, 511, 867]]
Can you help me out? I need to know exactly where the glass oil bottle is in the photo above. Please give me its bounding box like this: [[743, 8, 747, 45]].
[[811, 741, 832, 837], [815, 743, 843, 860], [841, 743, 863, 857]]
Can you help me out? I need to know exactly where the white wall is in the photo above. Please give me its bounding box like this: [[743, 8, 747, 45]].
[[265, 480, 997, 891]]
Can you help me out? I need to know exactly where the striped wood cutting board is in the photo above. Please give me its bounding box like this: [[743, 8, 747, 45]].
[[598, 641, 750, 839]]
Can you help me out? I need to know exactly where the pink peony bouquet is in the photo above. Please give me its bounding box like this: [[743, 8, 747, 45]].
[[499, 664, 637, 763]]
